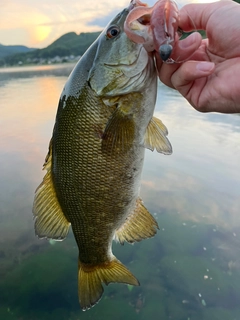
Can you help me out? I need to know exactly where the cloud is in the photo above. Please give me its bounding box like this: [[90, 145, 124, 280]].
[[0, 0, 205, 48], [87, 8, 123, 28]]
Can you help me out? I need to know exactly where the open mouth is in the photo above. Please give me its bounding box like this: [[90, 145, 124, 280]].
[[137, 14, 151, 26], [124, 0, 179, 62]]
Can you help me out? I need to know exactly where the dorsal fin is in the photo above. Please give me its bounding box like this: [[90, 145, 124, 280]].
[[33, 139, 71, 240]]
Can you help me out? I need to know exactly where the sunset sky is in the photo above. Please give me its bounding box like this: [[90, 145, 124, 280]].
[[0, 0, 217, 49]]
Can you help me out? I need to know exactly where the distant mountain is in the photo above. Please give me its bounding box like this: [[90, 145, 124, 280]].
[[1, 31, 101, 66], [34, 31, 101, 59], [0, 44, 36, 59]]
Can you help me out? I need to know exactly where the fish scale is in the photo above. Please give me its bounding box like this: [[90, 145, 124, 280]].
[[54, 88, 139, 262]]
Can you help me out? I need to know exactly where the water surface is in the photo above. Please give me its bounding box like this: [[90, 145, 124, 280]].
[[1, 64, 240, 320]]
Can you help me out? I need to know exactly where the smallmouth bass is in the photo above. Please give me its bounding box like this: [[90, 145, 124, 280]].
[[33, 3, 172, 311]]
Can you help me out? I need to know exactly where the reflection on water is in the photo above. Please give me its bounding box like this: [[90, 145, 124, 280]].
[[0, 64, 240, 320]]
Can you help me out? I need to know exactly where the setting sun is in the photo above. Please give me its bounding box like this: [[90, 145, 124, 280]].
[[22, 12, 52, 47], [0, 0, 220, 48], [30, 25, 52, 46]]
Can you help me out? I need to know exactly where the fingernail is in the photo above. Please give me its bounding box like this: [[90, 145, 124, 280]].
[[196, 62, 215, 72], [179, 32, 198, 49]]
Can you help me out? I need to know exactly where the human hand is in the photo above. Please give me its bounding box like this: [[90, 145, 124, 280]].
[[158, 1, 240, 113]]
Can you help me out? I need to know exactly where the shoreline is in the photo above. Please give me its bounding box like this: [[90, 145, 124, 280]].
[[0, 62, 76, 73]]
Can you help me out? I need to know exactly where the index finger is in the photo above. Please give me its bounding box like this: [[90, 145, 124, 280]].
[[179, 1, 238, 32]]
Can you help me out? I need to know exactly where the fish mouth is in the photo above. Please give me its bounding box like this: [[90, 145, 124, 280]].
[[127, 0, 151, 24], [136, 13, 151, 26], [124, 3, 154, 53]]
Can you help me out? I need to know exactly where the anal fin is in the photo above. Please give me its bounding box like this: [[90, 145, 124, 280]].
[[144, 116, 172, 154], [33, 139, 70, 240], [115, 198, 159, 244], [78, 257, 139, 310]]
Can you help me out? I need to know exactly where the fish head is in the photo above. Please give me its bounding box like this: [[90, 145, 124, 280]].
[[87, 7, 156, 98]]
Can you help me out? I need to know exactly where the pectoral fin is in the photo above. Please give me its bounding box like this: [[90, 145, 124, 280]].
[[114, 198, 159, 244], [101, 103, 135, 154], [144, 116, 172, 154], [33, 139, 70, 240]]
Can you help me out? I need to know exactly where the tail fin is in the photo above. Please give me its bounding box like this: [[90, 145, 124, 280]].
[[78, 257, 139, 310]]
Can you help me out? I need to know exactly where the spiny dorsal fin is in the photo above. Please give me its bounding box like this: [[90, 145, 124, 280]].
[[33, 139, 70, 240], [144, 116, 172, 154], [114, 198, 159, 244], [78, 257, 139, 310]]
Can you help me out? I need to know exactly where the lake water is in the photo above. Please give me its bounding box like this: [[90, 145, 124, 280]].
[[0, 63, 240, 320]]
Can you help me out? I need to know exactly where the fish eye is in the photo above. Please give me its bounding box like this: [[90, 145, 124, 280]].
[[106, 26, 120, 39]]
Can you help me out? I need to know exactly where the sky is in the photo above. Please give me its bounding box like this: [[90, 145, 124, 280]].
[[0, 0, 217, 49]]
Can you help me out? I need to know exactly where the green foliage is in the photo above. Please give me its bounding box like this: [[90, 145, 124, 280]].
[[34, 31, 101, 59], [2, 31, 101, 66], [0, 44, 35, 59], [181, 29, 206, 40]]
